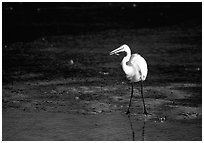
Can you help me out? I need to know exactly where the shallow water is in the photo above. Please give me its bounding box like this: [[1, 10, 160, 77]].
[[3, 109, 201, 141]]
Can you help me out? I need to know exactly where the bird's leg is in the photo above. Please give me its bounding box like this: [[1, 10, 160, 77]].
[[126, 83, 134, 114], [141, 80, 148, 115]]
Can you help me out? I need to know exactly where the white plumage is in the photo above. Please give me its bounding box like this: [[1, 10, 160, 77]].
[[110, 44, 149, 115], [125, 53, 148, 82]]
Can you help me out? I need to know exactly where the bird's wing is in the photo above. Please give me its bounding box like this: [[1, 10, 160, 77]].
[[128, 53, 148, 81], [127, 53, 142, 75], [128, 53, 141, 66]]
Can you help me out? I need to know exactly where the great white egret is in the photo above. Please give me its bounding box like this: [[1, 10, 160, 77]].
[[110, 44, 148, 115]]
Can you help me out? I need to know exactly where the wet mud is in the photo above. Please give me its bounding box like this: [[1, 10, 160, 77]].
[[2, 78, 202, 140]]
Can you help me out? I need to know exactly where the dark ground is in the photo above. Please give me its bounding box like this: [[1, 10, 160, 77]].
[[2, 2, 202, 141]]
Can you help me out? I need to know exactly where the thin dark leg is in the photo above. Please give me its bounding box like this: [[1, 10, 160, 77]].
[[126, 83, 134, 114], [141, 80, 148, 115]]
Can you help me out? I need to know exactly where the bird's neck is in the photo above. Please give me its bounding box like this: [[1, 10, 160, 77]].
[[122, 50, 131, 65], [121, 51, 132, 75]]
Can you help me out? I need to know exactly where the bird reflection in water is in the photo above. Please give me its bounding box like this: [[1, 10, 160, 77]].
[[127, 115, 146, 141]]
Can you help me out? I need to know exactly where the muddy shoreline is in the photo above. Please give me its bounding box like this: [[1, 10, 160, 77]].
[[2, 78, 202, 140]]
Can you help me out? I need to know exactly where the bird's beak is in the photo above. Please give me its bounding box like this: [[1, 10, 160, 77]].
[[109, 46, 124, 56]]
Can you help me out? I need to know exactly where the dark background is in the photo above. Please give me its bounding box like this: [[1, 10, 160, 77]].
[[2, 2, 202, 84], [3, 2, 201, 45]]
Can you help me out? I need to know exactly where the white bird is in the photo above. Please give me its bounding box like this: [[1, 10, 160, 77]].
[[110, 44, 148, 115]]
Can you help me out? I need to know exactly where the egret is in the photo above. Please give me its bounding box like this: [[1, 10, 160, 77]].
[[110, 44, 148, 115]]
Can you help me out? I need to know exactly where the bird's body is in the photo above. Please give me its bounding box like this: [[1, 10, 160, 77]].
[[110, 44, 148, 115], [122, 53, 148, 83]]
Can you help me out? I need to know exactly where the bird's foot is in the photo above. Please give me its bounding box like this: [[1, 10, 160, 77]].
[[143, 111, 148, 115], [143, 110, 151, 116], [126, 110, 130, 115]]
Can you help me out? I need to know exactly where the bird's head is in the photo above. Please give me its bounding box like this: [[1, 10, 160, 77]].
[[109, 44, 130, 56]]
